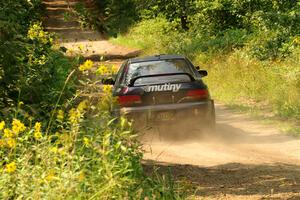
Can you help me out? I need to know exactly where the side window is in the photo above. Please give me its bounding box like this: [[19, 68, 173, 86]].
[[115, 61, 128, 86]]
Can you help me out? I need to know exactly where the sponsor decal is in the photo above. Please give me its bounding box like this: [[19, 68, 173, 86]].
[[144, 83, 182, 92]]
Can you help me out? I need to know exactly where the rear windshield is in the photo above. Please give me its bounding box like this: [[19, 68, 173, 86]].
[[124, 59, 194, 86]]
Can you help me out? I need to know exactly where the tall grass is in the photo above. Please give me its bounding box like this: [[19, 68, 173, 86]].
[[205, 50, 300, 119]]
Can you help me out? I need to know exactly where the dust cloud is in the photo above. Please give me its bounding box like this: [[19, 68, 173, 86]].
[[139, 104, 300, 167]]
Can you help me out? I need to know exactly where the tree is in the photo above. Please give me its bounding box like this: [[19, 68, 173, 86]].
[[136, 0, 197, 30]]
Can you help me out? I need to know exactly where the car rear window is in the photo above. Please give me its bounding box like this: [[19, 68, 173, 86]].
[[124, 59, 194, 86]]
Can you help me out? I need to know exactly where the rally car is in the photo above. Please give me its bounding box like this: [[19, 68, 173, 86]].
[[104, 54, 215, 132]]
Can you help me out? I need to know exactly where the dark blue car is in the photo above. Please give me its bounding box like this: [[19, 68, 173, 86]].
[[104, 54, 215, 132]]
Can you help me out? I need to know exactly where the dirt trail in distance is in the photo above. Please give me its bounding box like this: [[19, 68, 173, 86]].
[[43, 1, 300, 198], [43, 0, 140, 60]]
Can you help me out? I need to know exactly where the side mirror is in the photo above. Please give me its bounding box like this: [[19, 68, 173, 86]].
[[198, 70, 208, 77], [102, 77, 115, 85]]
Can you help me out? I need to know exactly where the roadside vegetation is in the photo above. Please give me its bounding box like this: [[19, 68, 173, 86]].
[[0, 0, 185, 198], [109, 0, 300, 126], [0, 0, 76, 120]]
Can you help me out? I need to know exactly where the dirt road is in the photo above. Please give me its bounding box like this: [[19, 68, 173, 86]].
[[43, 0, 140, 60], [142, 104, 300, 199]]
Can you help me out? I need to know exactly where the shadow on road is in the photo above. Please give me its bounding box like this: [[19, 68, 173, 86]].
[[143, 160, 300, 198]]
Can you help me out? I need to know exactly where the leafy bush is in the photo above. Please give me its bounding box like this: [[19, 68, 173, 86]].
[[136, 0, 197, 30], [0, 1, 77, 120], [111, 18, 177, 53], [91, 0, 139, 35], [71, 2, 99, 30], [0, 0, 42, 112]]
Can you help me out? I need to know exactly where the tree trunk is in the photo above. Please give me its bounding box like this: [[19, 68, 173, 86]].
[[180, 15, 189, 31]]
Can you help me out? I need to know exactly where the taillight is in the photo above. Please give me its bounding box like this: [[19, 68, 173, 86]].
[[186, 89, 209, 99], [118, 95, 142, 106]]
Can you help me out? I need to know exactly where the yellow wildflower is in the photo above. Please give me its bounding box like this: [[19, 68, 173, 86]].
[[293, 36, 300, 45], [78, 44, 85, 51], [34, 122, 41, 132], [0, 121, 5, 130], [77, 100, 88, 112], [12, 119, 26, 135], [34, 122, 42, 139], [97, 65, 108, 75], [6, 162, 16, 173], [50, 146, 58, 153], [45, 170, 55, 182], [34, 131, 42, 139], [83, 137, 90, 146], [69, 108, 80, 124], [27, 22, 50, 44], [78, 171, 85, 181], [79, 64, 85, 71], [111, 65, 119, 74], [102, 85, 112, 94], [3, 129, 13, 138], [6, 138, 16, 148], [79, 60, 93, 71]]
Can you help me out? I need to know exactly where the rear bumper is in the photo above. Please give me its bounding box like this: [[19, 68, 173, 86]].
[[115, 100, 215, 127]]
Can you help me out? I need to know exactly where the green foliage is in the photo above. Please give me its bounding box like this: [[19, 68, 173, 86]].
[[137, 0, 196, 30], [92, 0, 139, 36], [111, 18, 178, 53], [0, 0, 42, 74], [111, 18, 248, 58], [0, 1, 76, 119], [119, 0, 300, 60], [72, 2, 99, 30], [192, 0, 300, 59]]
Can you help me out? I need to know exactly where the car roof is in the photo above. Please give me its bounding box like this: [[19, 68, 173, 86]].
[[129, 54, 186, 64]]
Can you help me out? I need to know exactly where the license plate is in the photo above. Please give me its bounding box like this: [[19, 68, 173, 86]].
[[156, 112, 175, 121]]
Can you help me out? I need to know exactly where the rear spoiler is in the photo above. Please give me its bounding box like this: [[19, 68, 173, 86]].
[[129, 72, 195, 86]]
